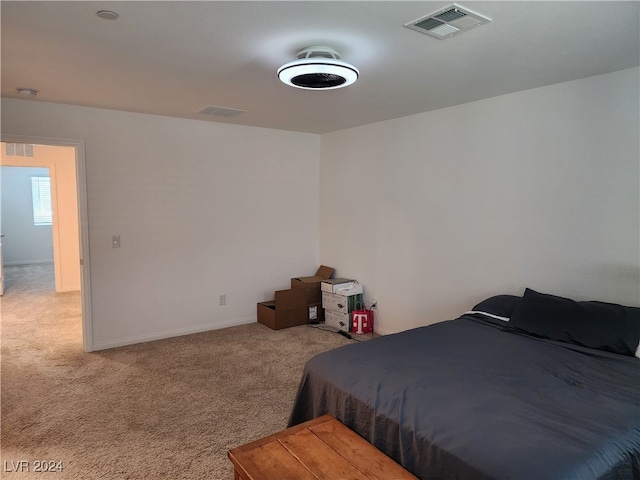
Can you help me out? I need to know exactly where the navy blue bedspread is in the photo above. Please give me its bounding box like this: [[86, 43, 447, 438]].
[[288, 315, 640, 480]]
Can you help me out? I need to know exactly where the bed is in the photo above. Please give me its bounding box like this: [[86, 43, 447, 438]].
[[288, 288, 640, 480]]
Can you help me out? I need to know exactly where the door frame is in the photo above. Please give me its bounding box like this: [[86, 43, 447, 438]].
[[1, 133, 93, 352]]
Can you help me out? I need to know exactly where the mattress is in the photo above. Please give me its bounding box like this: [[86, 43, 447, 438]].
[[288, 313, 640, 479]]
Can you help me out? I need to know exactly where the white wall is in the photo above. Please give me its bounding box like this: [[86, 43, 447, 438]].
[[3, 68, 638, 345], [320, 68, 640, 334], [1, 99, 321, 349], [1, 166, 54, 265]]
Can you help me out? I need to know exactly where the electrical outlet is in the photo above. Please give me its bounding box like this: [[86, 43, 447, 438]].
[[219, 294, 226, 306], [371, 298, 378, 309]]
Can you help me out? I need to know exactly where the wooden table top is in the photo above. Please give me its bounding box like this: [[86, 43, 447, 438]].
[[228, 414, 417, 480]]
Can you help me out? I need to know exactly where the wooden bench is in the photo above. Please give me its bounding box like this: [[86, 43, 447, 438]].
[[228, 414, 417, 480]]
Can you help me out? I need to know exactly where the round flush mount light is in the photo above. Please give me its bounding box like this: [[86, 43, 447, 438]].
[[97, 10, 119, 20], [277, 46, 359, 90], [17, 88, 38, 97]]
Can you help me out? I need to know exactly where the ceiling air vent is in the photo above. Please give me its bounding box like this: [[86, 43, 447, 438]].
[[195, 105, 248, 117], [5, 143, 34, 157], [405, 3, 491, 40]]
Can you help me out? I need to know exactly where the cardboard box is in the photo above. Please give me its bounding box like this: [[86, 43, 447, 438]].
[[291, 265, 335, 304], [321, 279, 363, 295], [321, 278, 358, 293], [257, 288, 307, 330], [322, 291, 364, 314], [325, 310, 351, 333]]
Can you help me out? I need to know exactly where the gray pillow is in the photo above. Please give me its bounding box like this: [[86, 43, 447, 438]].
[[509, 288, 640, 357]]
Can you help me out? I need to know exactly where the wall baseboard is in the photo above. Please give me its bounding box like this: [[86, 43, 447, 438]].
[[373, 326, 392, 336], [91, 316, 257, 351], [4, 260, 54, 266]]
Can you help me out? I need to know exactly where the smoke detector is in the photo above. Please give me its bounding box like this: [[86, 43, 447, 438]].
[[97, 10, 119, 20], [17, 88, 38, 97], [405, 4, 491, 40], [277, 46, 359, 90]]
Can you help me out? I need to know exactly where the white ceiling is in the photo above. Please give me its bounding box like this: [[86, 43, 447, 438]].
[[2, 1, 639, 134]]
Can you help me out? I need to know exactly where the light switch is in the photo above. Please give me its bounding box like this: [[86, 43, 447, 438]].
[[111, 235, 120, 248]]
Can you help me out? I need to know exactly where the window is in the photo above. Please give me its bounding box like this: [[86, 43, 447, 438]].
[[31, 176, 52, 226]]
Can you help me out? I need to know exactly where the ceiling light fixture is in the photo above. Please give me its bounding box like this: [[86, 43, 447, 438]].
[[97, 10, 119, 20], [278, 46, 359, 90]]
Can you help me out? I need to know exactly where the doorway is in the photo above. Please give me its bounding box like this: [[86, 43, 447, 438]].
[[1, 145, 80, 293], [1, 165, 56, 293], [0, 136, 92, 352]]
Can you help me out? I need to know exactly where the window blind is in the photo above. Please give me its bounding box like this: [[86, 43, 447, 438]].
[[31, 176, 53, 226]]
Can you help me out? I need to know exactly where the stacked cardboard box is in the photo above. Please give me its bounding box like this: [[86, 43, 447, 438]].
[[257, 266, 334, 330], [290, 265, 334, 324], [321, 279, 364, 333]]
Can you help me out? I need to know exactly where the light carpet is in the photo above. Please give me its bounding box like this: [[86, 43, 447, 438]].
[[0, 264, 353, 479]]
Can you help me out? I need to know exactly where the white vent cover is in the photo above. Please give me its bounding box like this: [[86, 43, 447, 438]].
[[405, 4, 491, 40], [5, 143, 34, 157], [195, 105, 248, 117]]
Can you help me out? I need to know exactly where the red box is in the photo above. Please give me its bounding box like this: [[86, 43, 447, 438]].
[[351, 309, 373, 334]]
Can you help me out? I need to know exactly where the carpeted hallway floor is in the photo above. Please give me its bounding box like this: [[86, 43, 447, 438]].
[[0, 264, 353, 479]]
